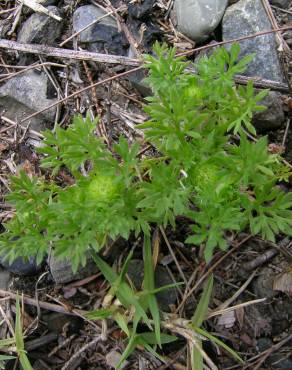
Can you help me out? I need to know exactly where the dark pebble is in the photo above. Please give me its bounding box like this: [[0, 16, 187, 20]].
[[0, 256, 43, 276]]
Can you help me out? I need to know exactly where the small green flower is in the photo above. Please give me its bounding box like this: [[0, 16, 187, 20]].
[[87, 174, 119, 202], [193, 164, 219, 191]]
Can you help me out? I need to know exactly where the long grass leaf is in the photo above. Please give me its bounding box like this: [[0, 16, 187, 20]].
[[116, 333, 137, 370], [143, 235, 161, 346], [19, 353, 34, 370], [192, 275, 213, 327], [194, 327, 243, 363], [192, 341, 203, 370], [14, 296, 24, 353], [0, 338, 15, 347], [91, 251, 151, 328]]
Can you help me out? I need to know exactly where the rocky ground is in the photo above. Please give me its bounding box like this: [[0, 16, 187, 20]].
[[0, 0, 292, 369]]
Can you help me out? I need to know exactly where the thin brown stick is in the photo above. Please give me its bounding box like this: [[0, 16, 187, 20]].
[[0, 289, 86, 317], [19, 66, 143, 125], [1, 26, 291, 68], [61, 335, 102, 370], [0, 62, 66, 83], [159, 226, 188, 286], [214, 270, 258, 312], [232, 74, 289, 93], [0, 6, 18, 15], [0, 39, 141, 66], [175, 235, 252, 313], [177, 25, 292, 58], [253, 333, 292, 370]]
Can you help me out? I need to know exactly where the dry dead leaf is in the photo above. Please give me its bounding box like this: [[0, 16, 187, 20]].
[[106, 350, 128, 369], [0, 143, 8, 153], [235, 306, 245, 328], [217, 310, 236, 329], [273, 270, 292, 295]]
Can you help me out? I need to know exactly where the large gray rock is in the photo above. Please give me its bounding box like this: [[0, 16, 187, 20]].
[[17, 6, 63, 45], [0, 256, 42, 276], [253, 91, 285, 131], [49, 254, 99, 284], [222, 0, 284, 82], [0, 70, 58, 132], [127, 260, 178, 312], [173, 0, 228, 42], [73, 5, 128, 55]]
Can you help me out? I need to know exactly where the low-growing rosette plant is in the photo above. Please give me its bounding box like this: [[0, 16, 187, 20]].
[[1, 42, 292, 369]]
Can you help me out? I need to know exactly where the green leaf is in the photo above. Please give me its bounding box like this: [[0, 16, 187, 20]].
[[114, 312, 130, 337], [15, 296, 24, 353], [86, 308, 115, 320], [91, 251, 152, 329], [143, 235, 161, 347], [139, 332, 177, 345], [194, 327, 243, 364], [192, 275, 213, 327]]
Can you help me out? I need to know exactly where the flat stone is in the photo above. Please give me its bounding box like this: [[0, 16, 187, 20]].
[[253, 267, 277, 299], [252, 91, 285, 131], [173, 0, 228, 43], [222, 0, 284, 82], [127, 46, 152, 96], [106, 350, 129, 369], [73, 5, 128, 55], [43, 312, 83, 334], [0, 70, 58, 132], [17, 6, 63, 45], [0, 267, 10, 289], [49, 254, 99, 284], [0, 256, 42, 276]]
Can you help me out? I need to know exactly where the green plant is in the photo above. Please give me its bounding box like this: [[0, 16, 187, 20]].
[[0, 295, 33, 370], [87, 236, 179, 369], [0, 43, 291, 265], [1, 42, 290, 369], [190, 274, 243, 369]]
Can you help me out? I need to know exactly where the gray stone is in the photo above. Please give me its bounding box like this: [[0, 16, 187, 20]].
[[17, 6, 63, 45], [173, 0, 228, 42], [128, 0, 155, 19], [0, 70, 58, 132], [43, 312, 83, 334], [0, 256, 42, 276], [222, 0, 284, 82], [269, 0, 291, 9], [73, 5, 128, 55], [49, 254, 99, 284], [127, 260, 178, 311], [252, 91, 285, 131], [256, 337, 273, 352], [0, 267, 10, 289], [127, 46, 152, 96], [253, 267, 277, 298]]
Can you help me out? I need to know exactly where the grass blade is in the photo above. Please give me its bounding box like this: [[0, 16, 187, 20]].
[[192, 274, 213, 327], [91, 251, 152, 328], [195, 327, 243, 364], [192, 340, 203, 370], [14, 295, 34, 370], [143, 235, 161, 347]]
